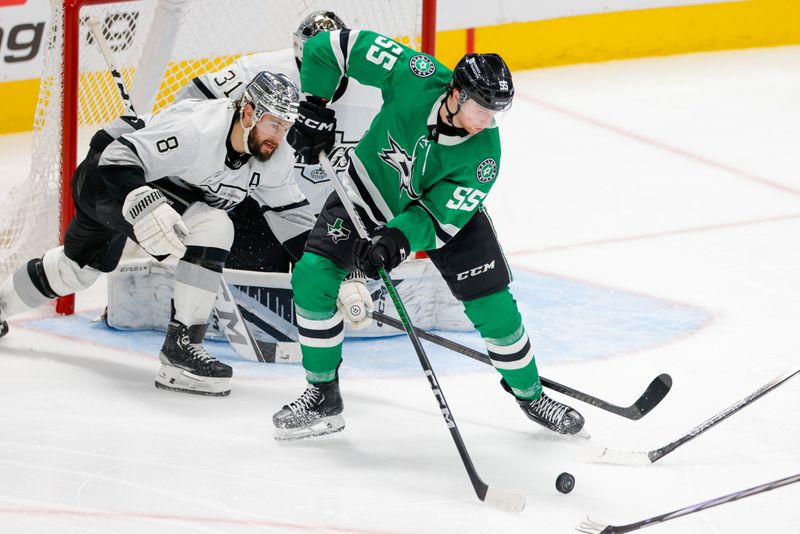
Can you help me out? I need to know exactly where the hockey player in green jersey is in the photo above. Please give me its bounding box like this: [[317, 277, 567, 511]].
[[273, 28, 585, 439]]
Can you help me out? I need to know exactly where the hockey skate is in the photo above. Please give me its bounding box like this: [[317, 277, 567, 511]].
[[155, 321, 232, 396], [273, 380, 345, 440], [502, 379, 584, 435]]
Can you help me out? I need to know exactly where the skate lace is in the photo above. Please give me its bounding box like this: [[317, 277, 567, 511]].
[[180, 335, 216, 363], [531, 394, 568, 424], [288, 386, 320, 415]]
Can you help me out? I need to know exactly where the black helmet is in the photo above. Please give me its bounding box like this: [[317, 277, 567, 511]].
[[293, 11, 348, 63], [451, 53, 514, 111]]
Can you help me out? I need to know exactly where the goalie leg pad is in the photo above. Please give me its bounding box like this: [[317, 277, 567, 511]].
[[155, 363, 231, 396]]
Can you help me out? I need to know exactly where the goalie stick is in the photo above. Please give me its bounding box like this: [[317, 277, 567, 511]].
[[370, 310, 671, 420], [581, 362, 800, 466], [87, 17, 265, 363], [576, 472, 800, 533], [320, 153, 525, 513]]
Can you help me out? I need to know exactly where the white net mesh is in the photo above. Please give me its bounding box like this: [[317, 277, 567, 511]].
[[0, 0, 424, 303]]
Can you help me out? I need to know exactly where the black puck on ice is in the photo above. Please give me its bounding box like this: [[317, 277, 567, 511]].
[[555, 472, 575, 494]]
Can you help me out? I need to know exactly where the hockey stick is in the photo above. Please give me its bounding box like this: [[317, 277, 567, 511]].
[[319, 152, 525, 513], [581, 363, 800, 465], [87, 17, 137, 117], [576, 472, 800, 533], [370, 310, 671, 420], [88, 17, 264, 363]]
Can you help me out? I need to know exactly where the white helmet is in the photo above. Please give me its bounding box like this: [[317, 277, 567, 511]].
[[293, 11, 348, 64]]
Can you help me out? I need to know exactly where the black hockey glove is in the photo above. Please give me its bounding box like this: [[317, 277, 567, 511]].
[[287, 99, 336, 165], [353, 226, 410, 280]]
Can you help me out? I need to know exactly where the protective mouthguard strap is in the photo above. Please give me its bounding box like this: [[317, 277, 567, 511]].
[[239, 110, 253, 155]]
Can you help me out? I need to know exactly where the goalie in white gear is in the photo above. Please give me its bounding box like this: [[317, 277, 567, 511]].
[[0, 71, 312, 396]]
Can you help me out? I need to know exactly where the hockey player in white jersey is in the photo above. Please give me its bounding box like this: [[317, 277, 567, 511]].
[[112, 11, 387, 335], [0, 71, 313, 396], [103, 11, 473, 342], [174, 11, 380, 270]]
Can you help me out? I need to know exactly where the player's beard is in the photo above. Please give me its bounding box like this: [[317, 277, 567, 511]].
[[248, 129, 277, 162]]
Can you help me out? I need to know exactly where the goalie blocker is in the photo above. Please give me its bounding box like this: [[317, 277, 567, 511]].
[[105, 256, 473, 353]]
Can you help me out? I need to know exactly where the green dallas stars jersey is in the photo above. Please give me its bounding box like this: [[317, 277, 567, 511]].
[[300, 29, 502, 251]]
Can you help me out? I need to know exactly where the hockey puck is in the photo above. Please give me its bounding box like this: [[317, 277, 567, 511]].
[[555, 472, 575, 494]]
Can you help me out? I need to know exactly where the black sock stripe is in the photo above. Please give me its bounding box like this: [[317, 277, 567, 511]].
[[26, 259, 59, 299], [487, 339, 531, 363], [298, 321, 344, 339], [183, 246, 229, 273]]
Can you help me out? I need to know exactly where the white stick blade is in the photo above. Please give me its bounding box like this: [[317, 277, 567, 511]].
[[483, 486, 526, 513], [577, 446, 653, 466], [576, 515, 610, 533]]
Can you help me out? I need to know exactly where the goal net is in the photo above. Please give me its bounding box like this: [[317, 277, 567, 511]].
[[1, 0, 434, 313]]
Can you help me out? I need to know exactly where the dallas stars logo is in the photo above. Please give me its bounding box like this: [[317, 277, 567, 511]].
[[409, 55, 436, 77], [379, 133, 420, 199], [326, 218, 351, 243], [476, 158, 498, 183]]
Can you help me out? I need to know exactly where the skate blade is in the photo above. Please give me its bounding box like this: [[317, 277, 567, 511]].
[[274, 415, 345, 441], [155, 364, 231, 396]]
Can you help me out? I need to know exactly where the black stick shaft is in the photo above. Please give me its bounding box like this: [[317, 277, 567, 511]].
[[320, 153, 498, 504], [603, 473, 800, 533], [648, 364, 800, 462], [371, 310, 669, 419]]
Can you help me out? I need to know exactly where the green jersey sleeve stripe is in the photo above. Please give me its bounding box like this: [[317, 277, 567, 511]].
[[344, 29, 360, 73], [329, 31, 347, 76], [410, 198, 459, 247]]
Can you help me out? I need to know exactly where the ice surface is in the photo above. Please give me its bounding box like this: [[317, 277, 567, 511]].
[[1, 47, 799, 533]]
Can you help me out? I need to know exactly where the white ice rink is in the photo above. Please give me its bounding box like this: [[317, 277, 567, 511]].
[[1, 46, 799, 533]]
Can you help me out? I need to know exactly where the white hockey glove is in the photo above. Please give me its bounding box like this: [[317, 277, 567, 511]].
[[122, 186, 188, 258], [337, 270, 374, 330]]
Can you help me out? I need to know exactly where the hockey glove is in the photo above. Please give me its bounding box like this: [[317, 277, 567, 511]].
[[336, 270, 374, 330], [122, 186, 188, 258], [353, 226, 410, 280], [287, 99, 336, 165]]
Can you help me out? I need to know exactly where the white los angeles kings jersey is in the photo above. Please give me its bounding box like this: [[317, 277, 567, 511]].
[[98, 98, 315, 245], [174, 46, 382, 214]]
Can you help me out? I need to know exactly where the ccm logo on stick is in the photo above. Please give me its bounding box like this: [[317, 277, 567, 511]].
[[456, 260, 495, 281]]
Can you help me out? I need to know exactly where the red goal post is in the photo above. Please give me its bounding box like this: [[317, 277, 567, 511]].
[[1, 0, 436, 315]]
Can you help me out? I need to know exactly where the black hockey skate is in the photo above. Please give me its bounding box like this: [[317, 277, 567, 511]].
[[155, 321, 232, 396], [273, 380, 345, 440], [0, 319, 8, 338], [501, 379, 584, 435]]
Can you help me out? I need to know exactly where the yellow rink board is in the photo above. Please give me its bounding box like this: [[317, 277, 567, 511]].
[[2, 0, 800, 133]]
